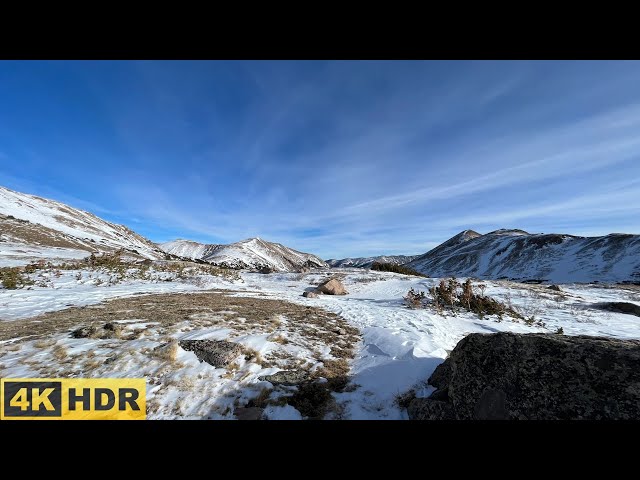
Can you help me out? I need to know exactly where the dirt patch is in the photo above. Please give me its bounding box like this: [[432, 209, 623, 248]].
[[0, 289, 363, 419]]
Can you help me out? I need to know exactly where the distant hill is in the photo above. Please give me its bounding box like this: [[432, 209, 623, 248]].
[[160, 238, 327, 272], [406, 228, 640, 283], [326, 255, 420, 269]]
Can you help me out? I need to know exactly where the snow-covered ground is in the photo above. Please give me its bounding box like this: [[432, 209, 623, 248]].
[[0, 243, 92, 267], [1, 267, 639, 420]]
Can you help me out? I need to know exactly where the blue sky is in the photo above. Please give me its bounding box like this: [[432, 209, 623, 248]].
[[1, 60, 640, 259]]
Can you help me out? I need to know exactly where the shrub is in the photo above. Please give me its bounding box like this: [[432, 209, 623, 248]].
[[404, 288, 427, 308], [407, 277, 523, 320], [0, 267, 34, 290], [370, 262, 427, 277]]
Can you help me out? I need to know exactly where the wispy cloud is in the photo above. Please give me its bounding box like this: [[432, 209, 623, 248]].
[[2, 61, 640, 258]]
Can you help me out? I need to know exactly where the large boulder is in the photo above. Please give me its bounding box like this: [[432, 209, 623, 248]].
[[316, 278, 348, 295], [408, 332, 640, 420]]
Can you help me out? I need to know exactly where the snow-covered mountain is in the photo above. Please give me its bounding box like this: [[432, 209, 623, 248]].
[[161, 238, 328, 272], [407, 228, 640, 283], [0, 186, 166, 264], [326, 255, 420, 269]]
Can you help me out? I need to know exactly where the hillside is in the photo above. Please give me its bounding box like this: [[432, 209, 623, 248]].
[[161, 238, 327, 272], [0, 186, 166, 265], [407, 228, 640, 283]]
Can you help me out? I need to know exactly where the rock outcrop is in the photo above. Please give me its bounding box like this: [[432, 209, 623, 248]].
[[408, 332, 640, 420], [595, 302, 640, 317]]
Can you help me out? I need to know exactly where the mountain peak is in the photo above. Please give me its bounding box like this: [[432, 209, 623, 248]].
[[456, 229, 482, 239], [487, 228, 530, 236], [407, 228, 640, 282], [161, 236, 326, 272]]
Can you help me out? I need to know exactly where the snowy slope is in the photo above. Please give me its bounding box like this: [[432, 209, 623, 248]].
[[407, 228, 640, 283], [161, 238, 328, 272], [0, 186, 166, 262], [326, 254, 420, 269]]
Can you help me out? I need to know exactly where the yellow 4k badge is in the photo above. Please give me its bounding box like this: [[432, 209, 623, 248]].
[[1, 378, 146, 420]]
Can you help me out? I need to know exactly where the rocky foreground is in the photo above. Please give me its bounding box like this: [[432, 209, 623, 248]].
[[408, 332, 640, 420]]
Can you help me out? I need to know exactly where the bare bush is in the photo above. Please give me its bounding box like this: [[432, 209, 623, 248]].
[[406, 278, 523, 320]]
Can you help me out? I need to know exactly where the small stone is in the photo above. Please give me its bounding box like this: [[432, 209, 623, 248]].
[[103, 322, 123, 336], [179, 339, 243, 368], [259, 370, 308, 386], [71, 326, 97, 338], [303, 291, 319, 298]]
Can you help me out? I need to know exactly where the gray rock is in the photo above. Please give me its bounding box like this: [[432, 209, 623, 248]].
[[547, 285, 563, 292], [103, 322, 123, 336], [428, 360, 451, 390], [409, 332, 640, 420], [259, 370, 308, 386], [317, 278, 348, 295], [179, 339, 242, 368], [303, 291, 319, 298], [407, 398, 455, 420], [333, 327, 347, 335], [71, 325, 98, 338], [71, 322, 122, 339], [234, 407, 264, 420], [595, 302, 640, 317]]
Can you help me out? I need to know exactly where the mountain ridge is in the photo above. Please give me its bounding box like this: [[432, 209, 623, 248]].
[[326, 255, 420, 269], [0, 186, 166, 263], [160, 237, 327, 272], [407, 229, 640, 283]]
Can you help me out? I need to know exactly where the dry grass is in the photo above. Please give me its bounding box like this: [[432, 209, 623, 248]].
[[0, 290, 363, 420], [51, 344, 68, 361], [288, 382, 334, 419], [152, 340, 179, 362], [221, 361, 240, 379], [269, 334, 289, 344], [81, 358, 103, 371], [241, 346, 263, 364], [167, 375, 197, 389], [34, 338, 56, 349], [313, 358, 351, 392]]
